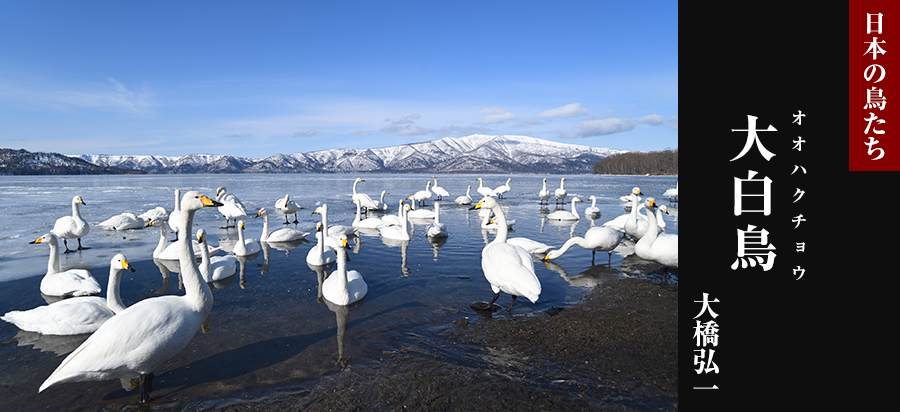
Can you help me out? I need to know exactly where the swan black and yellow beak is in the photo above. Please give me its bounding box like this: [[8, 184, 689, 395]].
[[29, 236, 43, 244], [648, 199, 657, 208], [122, 258, 136, 273], [201, 196, 223, 207], [341, 238, 348, 248], [470, 201, 483, 210]]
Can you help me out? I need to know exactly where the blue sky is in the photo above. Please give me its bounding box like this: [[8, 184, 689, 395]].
[[0, 1, 677, 159]]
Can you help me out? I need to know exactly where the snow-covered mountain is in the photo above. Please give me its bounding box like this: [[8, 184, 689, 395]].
[[72, 134, 628, 174]]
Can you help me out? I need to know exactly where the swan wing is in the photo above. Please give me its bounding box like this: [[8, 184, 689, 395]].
[[482, 243, 540, 303]]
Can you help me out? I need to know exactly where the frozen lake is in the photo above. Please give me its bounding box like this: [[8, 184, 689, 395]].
[[0, 173, 678, 410]]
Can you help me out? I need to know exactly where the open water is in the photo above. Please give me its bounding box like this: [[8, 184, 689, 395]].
[[0, 173, 677, 410]]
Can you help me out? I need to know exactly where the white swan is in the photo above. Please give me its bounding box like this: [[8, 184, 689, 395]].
[[323, 237, 367, 306], [543, 226, 622, 264], [2, 254, 134, 335], [547, 197, 582, 221], [138, 206, 168, 224], [150, 218, 221, 260], [454, 186, 473, 205], [554, 178, 567, 204], [623, 187, 656, 240], [216, 186, 247, 229], [351, 200, 389, 229], [197, 229, 237, 283], [431, 177, 450, 200], [426, 202, 448, 238], [584, 195, 600, 216], [256, 208, 308, 242], [662, 181, 678, 202], [39, 190, 222, 403], [476, 177, 494, 198], [411, 181, 433, 207], [381, 199, 406, 226], [378, 204, 410, 241], [406, 197, 436, 219], [168, 189, 184, 240], [306, 223, 337, 266], [275, 194, 300, 224], [97, 212, 145, 231], [471, 197, 540, 312], [635, 198, 678, 267], [539, 178, 551, 205], [481, 210, 515, 230], [351, 178, 378, 211], [51, 195, 90, 253], [30, 233, 101, 297], [232, 220, 261, 256], [493, 178, 512, 199], [313, 203, 357, 238], [376, 190, 390, 211], [507, 237, 552, 255]]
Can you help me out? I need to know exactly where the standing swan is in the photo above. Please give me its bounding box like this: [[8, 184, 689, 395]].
[[2, 254, 134, 335], [554, 178, 567, 205], [275, 194, 300, 224], [351, 178, 378, 211], [322, 237, 367, 306], [476, 178, 494, 198], [411, 181, 433, 207], [538, 178, 551, 205], [543, 226, 622, 264], [493, 178, 512, 199], [168, 189, 184, 240], [216, 187, 247, 229], [52, 195, 90, 253], [635, 198, 678, 267], [39, 191, 223, 403], [471, 197, 541, 313], [431, 177, 450, 201], [30, 233, 101, 297]]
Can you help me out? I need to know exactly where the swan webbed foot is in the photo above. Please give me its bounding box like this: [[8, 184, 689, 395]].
[[138, 372, 154, 404]]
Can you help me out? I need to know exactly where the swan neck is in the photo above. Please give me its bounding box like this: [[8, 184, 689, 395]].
[[155, 222, 168, 255], [71, 200, 81, 218], [641, 207, 659, 243], [549, 237, 583, 259], [106, 267, 127, 313], [261, 213, 269, 241], [491, 205, 509, 243], [178, 209, 213, 312], [47, 238, 61, 275]]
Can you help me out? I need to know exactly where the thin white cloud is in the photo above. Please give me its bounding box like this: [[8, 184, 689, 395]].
[[476, 107, 516, 124], [293, 130, 318, 137], [0, 76, 155, 117], [571, 114, 669, 138], [537, 103, 589, 118]]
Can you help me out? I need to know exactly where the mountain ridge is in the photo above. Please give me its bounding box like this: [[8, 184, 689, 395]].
[[5, 134, 631, 175]]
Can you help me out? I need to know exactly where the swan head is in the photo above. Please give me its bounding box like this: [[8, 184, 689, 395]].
[[644, 197, 658, 211], [112, 253, 135, 273], [573, 197, 583, 203], [29, 233, 58, 246], [313, 204, 328, 215], [256, 208, 267, 218], [470, 196, 500, 211], [659, 205, 669, 214], [632, 187, 642, 195], [238, 221, 246, 231], [73, 195, 86, 205], [197, 228, 207, 243], [182, 191, 223, 211]]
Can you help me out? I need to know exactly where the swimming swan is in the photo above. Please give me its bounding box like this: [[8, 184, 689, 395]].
[[426, 202, 448, 238], [322, 237, 367, 306], [197, 228, 237, 283], [379, 204, 410, 241], [30, 233, 101, 297], [471, 197, 541, 312], [635, 198, 678, 267], [2, 254, 134, 335], [232, 220, 261, 256], [584, 195, 600, 216], [351, 200, 389, 229], [256, 208, 308, 242], [454, 186, 473, 205], [51, 195, 90, 253], [39, 191, 223, 403], [351, 178, 378, 211], [547, 197, 582, 221], [307, 223, 337, 266]]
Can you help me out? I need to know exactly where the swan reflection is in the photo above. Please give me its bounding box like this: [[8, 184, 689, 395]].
[[380, 237, 411, 275], [9, 330, 90, 356]]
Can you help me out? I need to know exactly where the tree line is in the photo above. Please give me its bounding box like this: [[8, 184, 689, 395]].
[[591, 149, 678, 175]]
